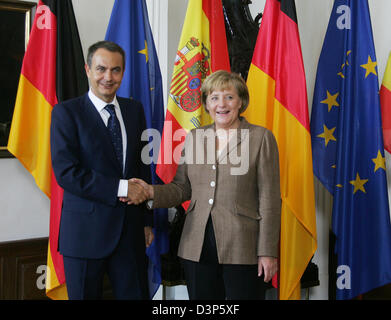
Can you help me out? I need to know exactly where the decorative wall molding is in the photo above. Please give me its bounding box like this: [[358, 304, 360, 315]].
[[0, 238, 48, 299], [0, 238, 114, 300]]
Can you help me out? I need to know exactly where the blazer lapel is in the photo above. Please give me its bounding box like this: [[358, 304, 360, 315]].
[[217, 117, 250, 164], [198, 124, 216, 165]]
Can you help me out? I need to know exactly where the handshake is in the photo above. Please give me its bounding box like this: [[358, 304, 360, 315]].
[[120, 178, 153, 205]]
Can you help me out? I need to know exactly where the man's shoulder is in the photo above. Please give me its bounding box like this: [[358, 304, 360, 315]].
[[117, 96, 142, 108], [51, 94, 89, 123], [117, 96, 145, 121], [55, 93, 87, 110]]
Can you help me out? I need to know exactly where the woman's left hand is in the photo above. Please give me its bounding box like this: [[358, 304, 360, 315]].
[[258, 256, 278, 282]]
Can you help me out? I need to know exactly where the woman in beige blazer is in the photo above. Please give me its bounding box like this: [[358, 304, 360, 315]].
[[130, 70, 281, 300]]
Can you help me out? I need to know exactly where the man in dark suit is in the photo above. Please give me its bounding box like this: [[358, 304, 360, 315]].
[[50, 41, 153, 300]]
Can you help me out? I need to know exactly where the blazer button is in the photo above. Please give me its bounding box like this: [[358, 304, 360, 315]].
[[209, 199, 214, 205], [212, 164, 216, 170], [210, 181, 216, 187]]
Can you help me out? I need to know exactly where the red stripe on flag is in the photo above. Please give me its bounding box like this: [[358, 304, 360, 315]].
[[49, 172, 65, 283], [171, 73, 187, 87], [171, 81, 187, 92], [156, 110, 185, 183], [25, 1, 65, 288], [202, 0, 230, 72], [380, 84, 391, 153], [174, 86, 188, 97], [251, 0, 309, 130], [22, 1, 57, 107], [156, 0, 230, 204]]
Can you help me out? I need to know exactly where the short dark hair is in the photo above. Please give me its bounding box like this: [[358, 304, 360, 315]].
[[86, 41, 126, 69]]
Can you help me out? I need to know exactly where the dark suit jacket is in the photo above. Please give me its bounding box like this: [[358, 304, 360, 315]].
[[50, 93, 151, 259]]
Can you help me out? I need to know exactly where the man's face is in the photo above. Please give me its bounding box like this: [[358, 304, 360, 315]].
[[85, 48, 124, 103]]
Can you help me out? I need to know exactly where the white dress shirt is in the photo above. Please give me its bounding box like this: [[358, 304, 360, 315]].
[[88, 89, 128, 197]]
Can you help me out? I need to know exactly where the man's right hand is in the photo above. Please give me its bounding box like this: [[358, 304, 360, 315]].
[[131, 178, 154, 199], [119, 178, 153, 205], [122, 179, 149, 205]]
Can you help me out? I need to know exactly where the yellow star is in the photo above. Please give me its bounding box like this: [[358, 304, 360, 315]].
[[321, 91, 340, 112], [360, 55, 377, 78], [138, 40, 149, 63], [346, 50, 351, 64], [372, 150, 386, 172], [337, 51, 352, 78], [349, 173, 368, 194], [317, 125, 337, 146]]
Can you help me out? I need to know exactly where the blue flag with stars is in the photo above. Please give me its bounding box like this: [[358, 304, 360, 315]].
[[105, 0, 168, 298], [310, 0, 391, 300]]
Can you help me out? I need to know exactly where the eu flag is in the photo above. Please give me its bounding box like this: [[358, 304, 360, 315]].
[[310, 0, 391, 299], [105, 0, 168, 298]]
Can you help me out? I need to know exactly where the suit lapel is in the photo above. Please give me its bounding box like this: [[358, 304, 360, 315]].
[[118, 98, 136, 177]]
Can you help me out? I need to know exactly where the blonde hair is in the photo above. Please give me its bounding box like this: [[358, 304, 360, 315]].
[[201, 70, 249, 114]]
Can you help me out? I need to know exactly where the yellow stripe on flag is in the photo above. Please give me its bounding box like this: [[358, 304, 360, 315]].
[[382, 54, 391, 92], [46, 244, 68, 300], [244, 64, 317, 300], [166, 0, 213, 131], [7, 75, 53, 197]]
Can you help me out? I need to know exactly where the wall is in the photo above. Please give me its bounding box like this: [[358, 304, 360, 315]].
[[2, 0, 391, 300]]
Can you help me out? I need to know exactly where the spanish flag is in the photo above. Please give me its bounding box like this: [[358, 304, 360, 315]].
[[156, 0, 230, 183], [243, 0, 317, 299], [7, 0, 87, 300], [380, 52, 391, 154]]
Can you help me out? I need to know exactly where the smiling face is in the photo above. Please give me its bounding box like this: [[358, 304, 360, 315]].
[[206, 86, 242, 130], [85, 48, 124, 103]]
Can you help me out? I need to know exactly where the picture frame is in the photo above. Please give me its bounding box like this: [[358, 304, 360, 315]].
[[0, 0, 36, 158]]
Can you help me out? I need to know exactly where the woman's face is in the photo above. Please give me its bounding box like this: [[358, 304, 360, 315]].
[[206, 86, 242, 130]]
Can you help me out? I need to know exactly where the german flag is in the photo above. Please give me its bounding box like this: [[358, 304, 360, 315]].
[[7, 0, 87, 299], [380, 52, 391, 154], [156, 0, 230, 184], [243, 0, 317, 299]]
